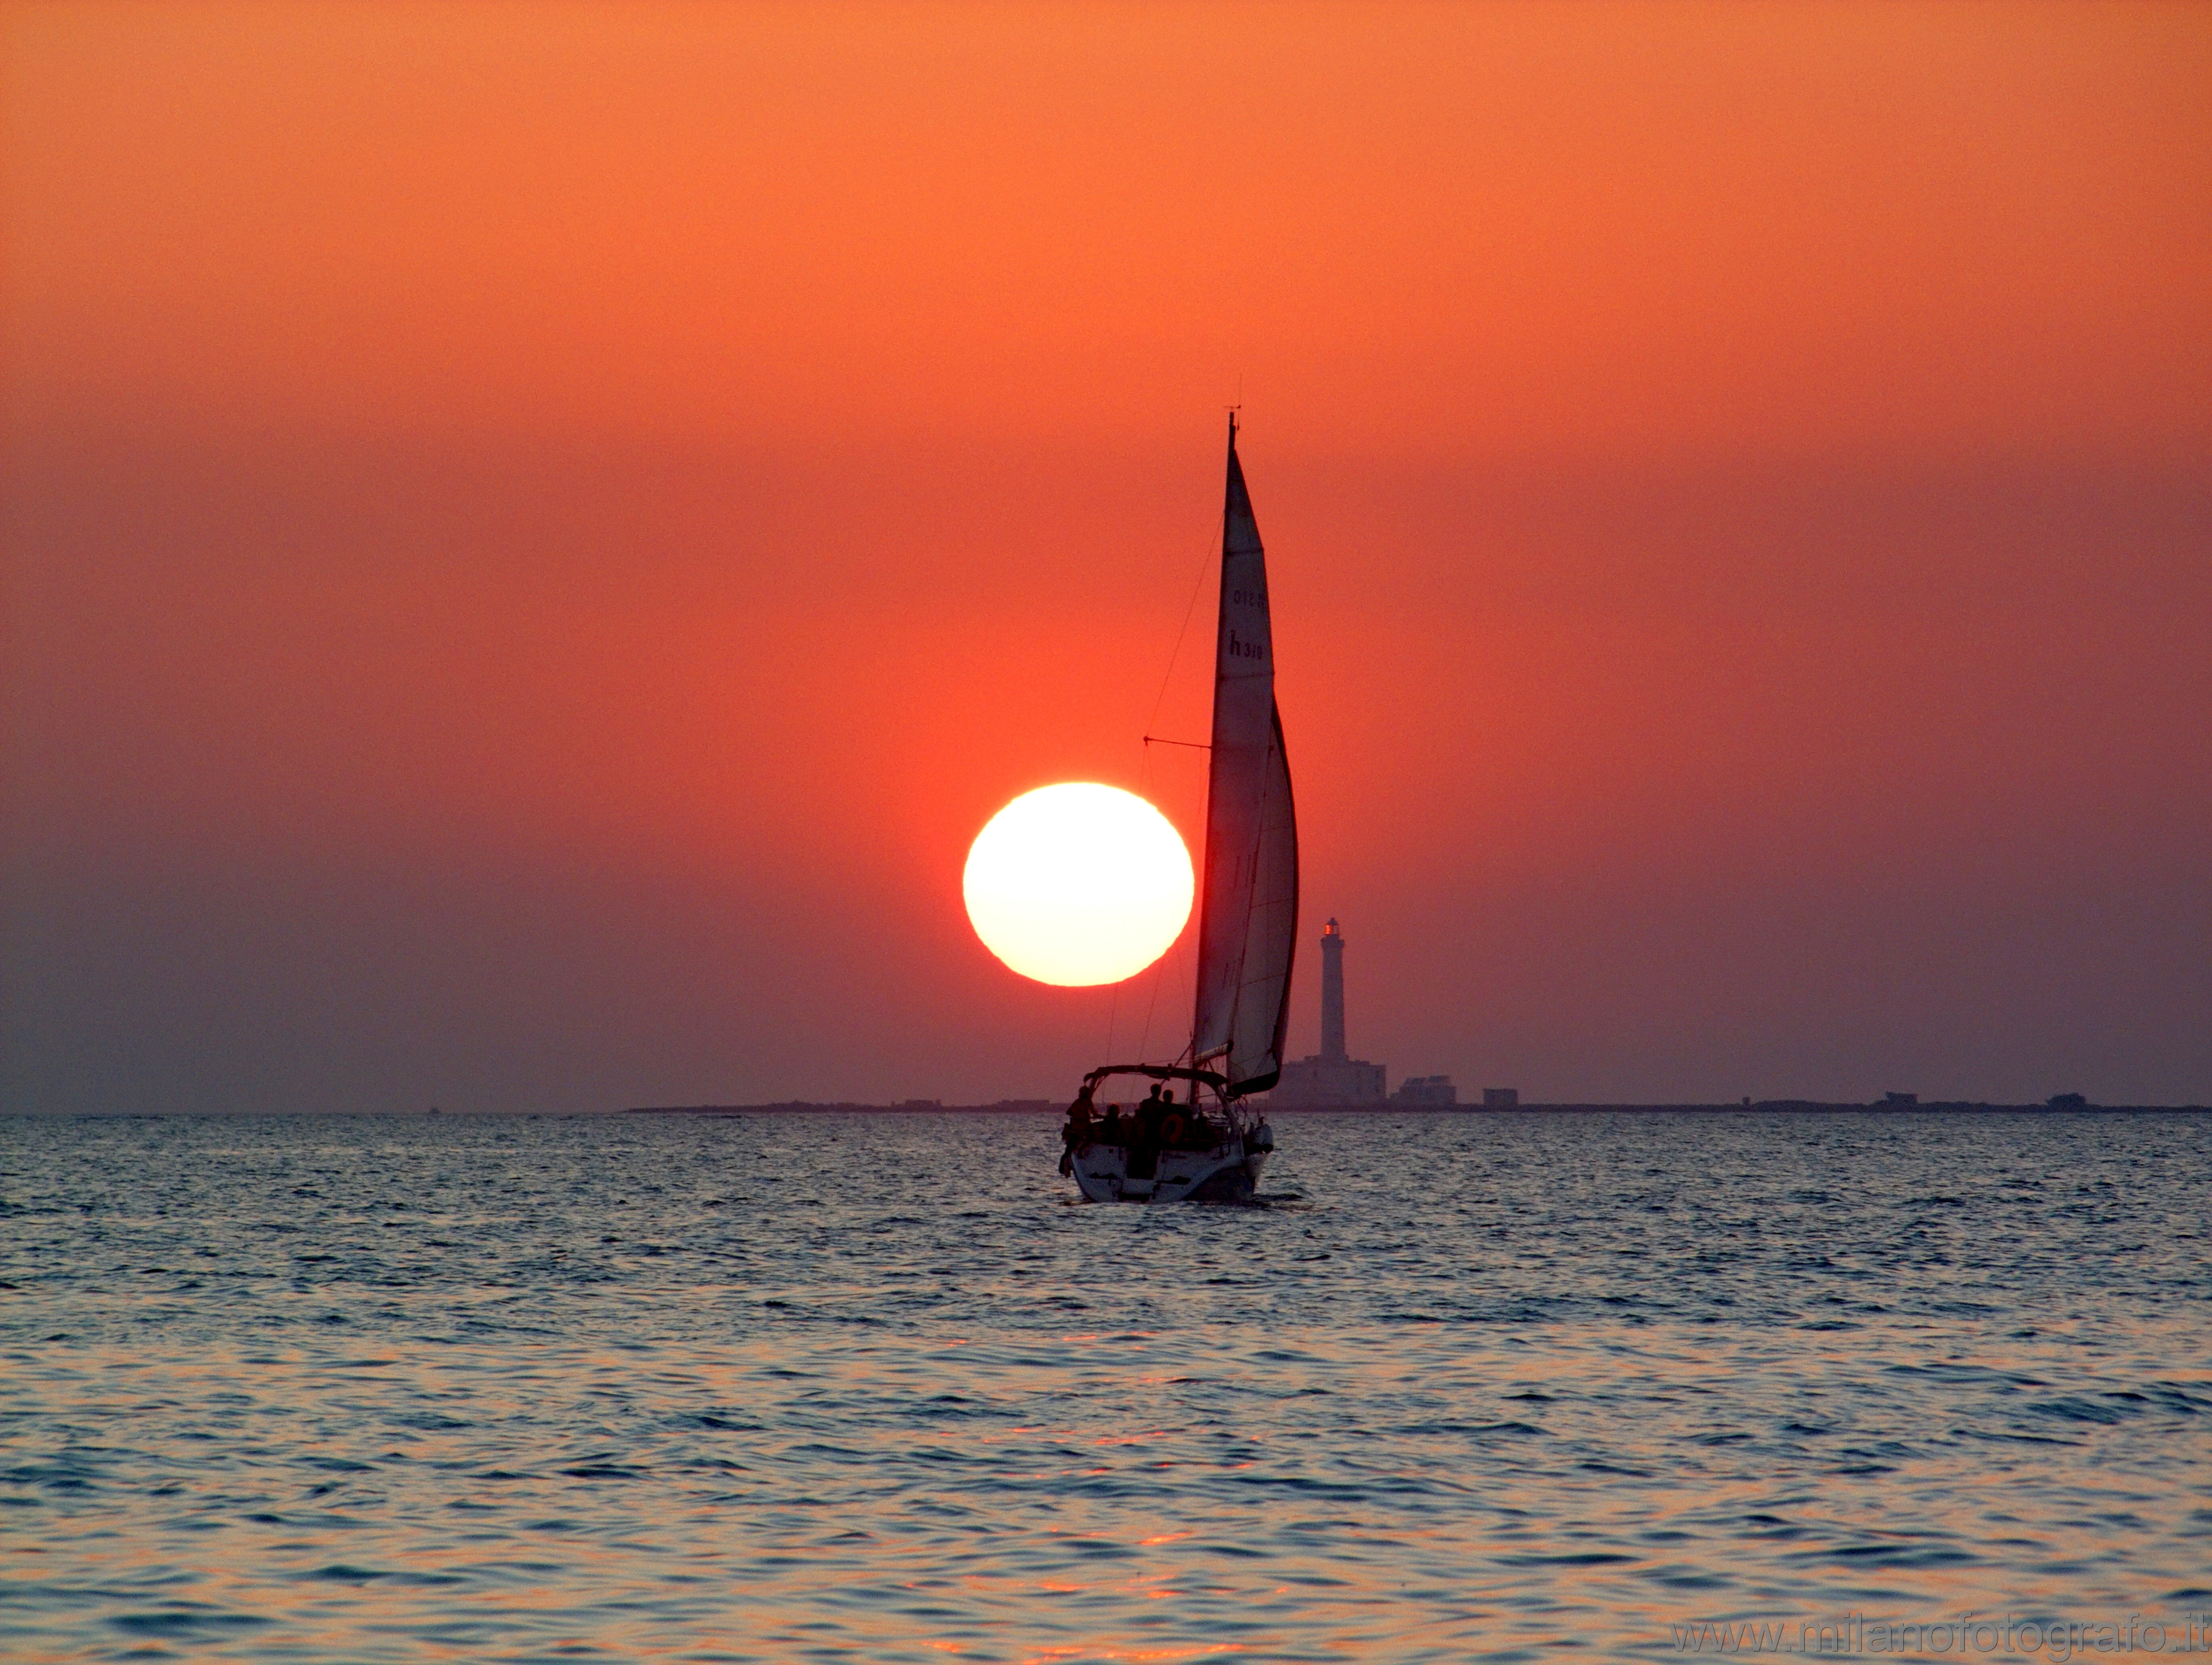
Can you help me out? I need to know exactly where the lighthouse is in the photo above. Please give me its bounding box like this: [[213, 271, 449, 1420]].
[[1319, 918, 1348, 1062], [1270, 918, 1389, 1104]]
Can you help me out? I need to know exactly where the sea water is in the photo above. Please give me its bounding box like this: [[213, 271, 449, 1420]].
[[3, 1110, 2208, 1663]]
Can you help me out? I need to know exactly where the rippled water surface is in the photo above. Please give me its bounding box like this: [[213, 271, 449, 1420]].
[[4, 1110, 2210, 1662]]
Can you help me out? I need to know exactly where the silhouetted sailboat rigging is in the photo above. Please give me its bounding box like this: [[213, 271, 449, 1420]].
[[1060, 415, 1297, 1203]]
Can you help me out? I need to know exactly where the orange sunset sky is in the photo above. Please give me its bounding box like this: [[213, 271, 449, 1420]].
[[4, 2, 2208, 1111]]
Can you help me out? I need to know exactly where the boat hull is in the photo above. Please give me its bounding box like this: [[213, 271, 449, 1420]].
[[1068, 1139, 1268, 1204]]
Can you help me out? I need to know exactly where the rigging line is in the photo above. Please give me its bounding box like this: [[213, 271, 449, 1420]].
[[1142, 736, 1211, 750], [1104, 889, 1128, 1062], [1104, 727, 1159, 1064], [1142, 507, 1222, 746], [1135, 940, 1167, 1064], [1103, 953, 1123, 1064], [1135, 910, 1186, 1066], [1102, 750, 1143, 1064], [1124, 500, 1216, 1066]]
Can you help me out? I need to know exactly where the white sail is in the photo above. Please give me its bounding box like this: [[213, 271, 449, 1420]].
[[1192, 420, 1300, 1094]]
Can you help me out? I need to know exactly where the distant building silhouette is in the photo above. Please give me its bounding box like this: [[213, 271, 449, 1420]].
[[1271, 919, 1388, 1104], [1393, 1075, 1457, 1105], [1482, 1088, 1519, 1109]]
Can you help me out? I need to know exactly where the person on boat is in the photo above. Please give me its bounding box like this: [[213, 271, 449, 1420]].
[[1060, 1090, 1095, 1173], [1137, 1086, 1166, 1144]]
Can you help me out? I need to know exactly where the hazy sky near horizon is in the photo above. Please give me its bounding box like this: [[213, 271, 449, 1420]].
[[6, 1, 2209, 1112]]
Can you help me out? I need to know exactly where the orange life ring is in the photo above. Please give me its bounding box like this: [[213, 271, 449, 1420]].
[[1159, 1112, 1185, 1145]]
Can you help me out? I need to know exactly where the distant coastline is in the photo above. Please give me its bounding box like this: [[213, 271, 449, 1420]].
[[626, 1100, 1062, 1115], [623, 1099, 2208, 1115]]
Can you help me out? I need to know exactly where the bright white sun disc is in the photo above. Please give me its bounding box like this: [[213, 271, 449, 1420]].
[[964, 784, 1195, 986]]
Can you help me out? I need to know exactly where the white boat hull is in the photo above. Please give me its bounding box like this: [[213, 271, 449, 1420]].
[[1068, 1138, 1269, 1204]]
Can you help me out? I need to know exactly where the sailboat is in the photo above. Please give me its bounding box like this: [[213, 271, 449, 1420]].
[[1060, 415, 1298, 1203]]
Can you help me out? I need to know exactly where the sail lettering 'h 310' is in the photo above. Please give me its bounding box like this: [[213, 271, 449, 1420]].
[[1190, 415, 1300, 1094]]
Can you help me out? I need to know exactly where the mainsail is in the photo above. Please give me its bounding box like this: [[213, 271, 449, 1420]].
[[1191, 417, 1300, 1094]]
